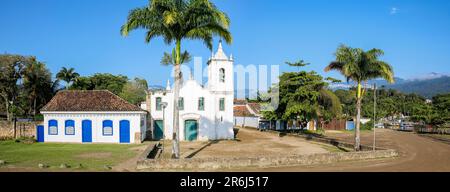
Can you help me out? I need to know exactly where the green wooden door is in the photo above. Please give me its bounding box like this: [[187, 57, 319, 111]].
[[184, 120, 198, 141], [154, 120, 164, 140]]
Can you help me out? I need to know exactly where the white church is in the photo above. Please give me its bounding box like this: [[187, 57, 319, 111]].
[[143, 42, 235, 141]]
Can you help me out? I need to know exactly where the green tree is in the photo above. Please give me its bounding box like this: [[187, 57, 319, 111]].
[[71, 73, 128, 95], [0, 54, 27, 121], [334, 89, 356, 118], [70, 76, 94, 90], [89, 73, 128, 95], [121, 0, 232, 158], [119, 78, 149, 105], [410, 103, 439, 125], [325, 44, 394, 151], [22, 57, 58, 116], [431, 93, 450, 125], [262, 61, 342, 130], [56, 67, 80, 89]]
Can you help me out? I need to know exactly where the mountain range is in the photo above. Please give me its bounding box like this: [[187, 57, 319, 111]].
[[151, 73, 449, 99], [329, 72, 450, 98]]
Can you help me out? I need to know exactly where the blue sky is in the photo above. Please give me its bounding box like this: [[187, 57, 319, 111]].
[[1, 0, 450, 87]]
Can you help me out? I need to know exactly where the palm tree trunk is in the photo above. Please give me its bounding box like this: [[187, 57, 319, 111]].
[[171, 40, 182, 159], [355, 82, 362, 151]]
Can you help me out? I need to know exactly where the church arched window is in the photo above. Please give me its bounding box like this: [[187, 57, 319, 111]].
[[219, 68, 225, 83]]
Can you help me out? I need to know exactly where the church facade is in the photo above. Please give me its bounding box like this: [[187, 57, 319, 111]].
[[146, 42, 234, 141]]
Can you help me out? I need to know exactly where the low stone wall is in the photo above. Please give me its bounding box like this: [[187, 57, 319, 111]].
[[136, 149, 398, 170], [0, 121, 40, 140]]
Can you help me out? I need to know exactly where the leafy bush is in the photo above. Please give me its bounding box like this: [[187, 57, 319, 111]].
[[34, 114, 44, 121], [360, 120, 373, 130]]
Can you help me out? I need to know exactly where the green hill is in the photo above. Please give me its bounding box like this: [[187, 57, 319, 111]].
[[386, 76, 450, 99]]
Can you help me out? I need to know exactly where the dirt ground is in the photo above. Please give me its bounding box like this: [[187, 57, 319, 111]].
[[242, 129, 450, 172], [173, 128, 336, 159]]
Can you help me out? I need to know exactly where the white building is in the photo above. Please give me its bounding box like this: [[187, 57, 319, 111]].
[[233, 100, 261, 128], [39, 90, 147, 144], [145, 42, 234, 141]]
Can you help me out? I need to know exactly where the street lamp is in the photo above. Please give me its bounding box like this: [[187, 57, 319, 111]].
[[160, 102, 168, 153]]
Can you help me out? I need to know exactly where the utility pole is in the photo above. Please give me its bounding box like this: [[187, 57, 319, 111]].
[[373, 83, 377, 151], [161, 102, 168, 155]]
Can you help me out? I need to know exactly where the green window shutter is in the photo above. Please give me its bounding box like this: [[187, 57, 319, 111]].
[[219, 98, 225, 111], [156, 97, 162, 111], [198, 97, 204, 111], [178, 97, 184, 110]]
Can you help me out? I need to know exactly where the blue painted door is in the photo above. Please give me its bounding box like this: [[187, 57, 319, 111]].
[[120, 120, 130, 143], [36, 125, 44, 142], [154, 120, 164, 140], [82, 120, 92, 143], [184, 120, 198, 141]]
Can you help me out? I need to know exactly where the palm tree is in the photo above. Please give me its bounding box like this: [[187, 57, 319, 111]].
[[121, 0, 232, 159], [56, 67, 80, 89], [22, 57, 54, 116], [325, 44, 394, 151], [161, 48, 192, 66]]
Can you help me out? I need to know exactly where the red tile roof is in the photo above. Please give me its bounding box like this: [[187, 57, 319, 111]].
[[40, 90, 144, 112], [247, 103, 261, 114], [233, 99, 247, 105], [233, 106, 255, 117]]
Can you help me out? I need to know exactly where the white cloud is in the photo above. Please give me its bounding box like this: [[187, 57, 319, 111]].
[[390, 7, 399, 15]]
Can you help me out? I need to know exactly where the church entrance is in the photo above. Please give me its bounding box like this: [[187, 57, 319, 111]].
[[184, 120, 198, 141]]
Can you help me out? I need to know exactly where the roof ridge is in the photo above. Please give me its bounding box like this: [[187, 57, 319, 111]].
[[40, 90, 145, 112]]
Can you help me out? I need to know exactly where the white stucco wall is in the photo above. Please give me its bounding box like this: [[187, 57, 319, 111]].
[[41, 111, 147, 143], [150, 82, 234, 141], [234, 117, 259, 128]]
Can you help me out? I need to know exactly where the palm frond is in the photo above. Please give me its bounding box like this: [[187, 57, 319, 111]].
[[324, 61, 344, 72], [286, 60, 310, 67]]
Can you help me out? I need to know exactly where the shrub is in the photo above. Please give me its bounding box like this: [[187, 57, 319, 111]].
[[361, 120, 374, 130]]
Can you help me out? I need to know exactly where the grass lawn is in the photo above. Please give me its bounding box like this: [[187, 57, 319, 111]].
[[0, 140, 144, 171]]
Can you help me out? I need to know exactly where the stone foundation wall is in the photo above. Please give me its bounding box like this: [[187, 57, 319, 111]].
[[136, 149, 398, 170]]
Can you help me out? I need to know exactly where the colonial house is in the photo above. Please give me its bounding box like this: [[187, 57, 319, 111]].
[[233, 99, 261, 128], [39, 90, 147, 143], [145, 42, 234, 141]]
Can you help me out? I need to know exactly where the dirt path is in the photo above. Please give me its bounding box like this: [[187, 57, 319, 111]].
[[183, 128, 330, 159], [248, 129, 450, 172], [112, 144, 150, 172]]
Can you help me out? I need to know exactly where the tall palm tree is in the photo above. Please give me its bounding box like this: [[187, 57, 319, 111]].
[[325, 44, 394, 151], [22, 57, 53, 116], [56, 67, 79, 89], [121, 0, 232, 158]]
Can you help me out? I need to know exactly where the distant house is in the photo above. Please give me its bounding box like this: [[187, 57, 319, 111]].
[[40, 90, 147, 144], [233, 99, 261, 128]]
